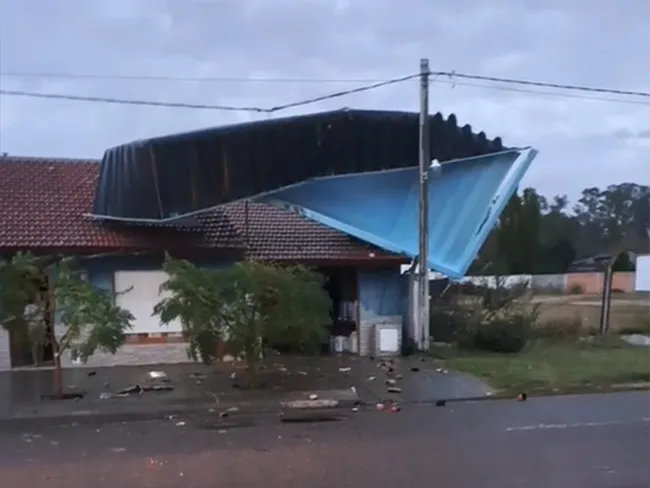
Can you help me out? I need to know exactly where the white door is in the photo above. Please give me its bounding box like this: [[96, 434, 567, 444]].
[[114, 271, 183, 334]]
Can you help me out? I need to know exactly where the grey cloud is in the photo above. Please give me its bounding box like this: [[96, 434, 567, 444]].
[[0, 0, 649, 199]]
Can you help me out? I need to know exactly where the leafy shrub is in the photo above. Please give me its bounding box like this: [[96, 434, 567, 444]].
[[442, 278, 539, 353], [534, 315, 583, 341], [568, 283, 584, 295]]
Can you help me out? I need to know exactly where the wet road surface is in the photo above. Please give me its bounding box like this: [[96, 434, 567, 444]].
[[1, 391, 648, 487]]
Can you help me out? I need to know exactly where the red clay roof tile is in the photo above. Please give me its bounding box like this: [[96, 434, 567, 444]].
[[0, 156, 240, 252], [0, 156, 405, 263]]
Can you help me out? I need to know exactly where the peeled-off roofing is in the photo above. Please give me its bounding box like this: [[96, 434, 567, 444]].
[[254, 148, 538, 279]]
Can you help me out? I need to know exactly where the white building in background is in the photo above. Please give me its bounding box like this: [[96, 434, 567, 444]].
[[635, 254, 650, 291]]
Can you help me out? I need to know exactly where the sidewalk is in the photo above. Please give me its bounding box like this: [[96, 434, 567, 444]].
[[0, 355, 494, 427]]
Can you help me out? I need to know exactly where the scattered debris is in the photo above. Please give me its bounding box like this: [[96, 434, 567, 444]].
[[22, 433, 42, 443], [436, 368, 443, 373], [352, 406, 359, 412], [368, 376, 376, 381], [226, 406, 240, 413], [385, 379, 397, 386], [278, 367, 288, 373], [338, 367, 352, 373], [189, 372, 206, 380], [298, 371, 308, 376], [175, 421, 186, 427], [98, 392, 112, 400], [308, 393, 319, 400], [147, 371, 169, 381], [387, 386, 402, 394], [230, 372, 237, 380], [117, 384, 142, 395], [395, 373, 403, 380]]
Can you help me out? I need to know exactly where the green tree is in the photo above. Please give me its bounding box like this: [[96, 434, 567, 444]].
[[0, 254, 134, 397], [154, 258, 331, 387]]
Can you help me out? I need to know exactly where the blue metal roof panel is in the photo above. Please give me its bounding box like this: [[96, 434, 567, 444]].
[[255, 148, 538, 279]]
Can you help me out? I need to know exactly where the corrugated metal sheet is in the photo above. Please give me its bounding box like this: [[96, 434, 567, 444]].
[[256, 148, 538, 279], [91, 109, 504, 222]]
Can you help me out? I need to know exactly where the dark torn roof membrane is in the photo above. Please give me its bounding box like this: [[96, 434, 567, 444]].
[[92, 108, 504, 223]]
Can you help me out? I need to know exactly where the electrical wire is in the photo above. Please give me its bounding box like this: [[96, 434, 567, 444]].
[[0, 71, 383, 84], [430, 78, 650, 107], [434, 71, 650, 99], [3, 68, 650, 99], [2, 70, 649, 112], [0, 74, 419, 113], [0, 89, 267, 112]]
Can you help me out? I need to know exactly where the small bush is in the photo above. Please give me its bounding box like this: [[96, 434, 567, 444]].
[[568, 283, 584, 295], [535, 315, 583, 340], [469, 315, 533, 353]]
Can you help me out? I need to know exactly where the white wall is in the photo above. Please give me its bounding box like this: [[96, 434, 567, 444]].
[[114, 271, 183, 334], [635, 254, 650, 292], [0, 328, 11, 371]]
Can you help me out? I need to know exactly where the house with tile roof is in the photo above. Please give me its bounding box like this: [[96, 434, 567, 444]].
[[0, 156, 408, 370], [0, 110, 529, 370]]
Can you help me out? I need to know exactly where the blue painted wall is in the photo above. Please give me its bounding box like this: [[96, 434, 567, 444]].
[[357, 267, 403, 321]]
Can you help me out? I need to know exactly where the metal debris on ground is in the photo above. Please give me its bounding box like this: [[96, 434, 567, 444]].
[[147, 371, 169, 381], [338, 367, 352, 373], [368, 376, 376, 381], [175, 421, 186, 427], [98, 392, 112, 400]]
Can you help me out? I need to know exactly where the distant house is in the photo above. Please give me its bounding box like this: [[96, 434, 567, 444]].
[[0, 156, 407, 370]]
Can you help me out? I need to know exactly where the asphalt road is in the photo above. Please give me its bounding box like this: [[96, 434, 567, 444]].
[[1, 391, 648, 488]]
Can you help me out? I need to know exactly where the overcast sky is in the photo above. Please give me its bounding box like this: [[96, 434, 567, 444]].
[[1, 0, 649, 199]]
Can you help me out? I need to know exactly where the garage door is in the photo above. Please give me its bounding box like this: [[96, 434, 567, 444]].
[[114, 271, 183, 334]]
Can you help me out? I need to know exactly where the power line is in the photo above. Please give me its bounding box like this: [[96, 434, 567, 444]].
[[431, 78, 650, 107], [0, 89, 266, 112], [435, 71, 650, 99], [3, 68, 650, 99], [0, 71, 381, 84], [0, 74, 418, 113]]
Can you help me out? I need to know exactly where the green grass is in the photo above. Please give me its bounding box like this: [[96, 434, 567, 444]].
[[432, 339, 650, 395]]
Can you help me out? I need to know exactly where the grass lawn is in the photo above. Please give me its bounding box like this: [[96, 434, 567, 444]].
[[432, 340, 650, 395]]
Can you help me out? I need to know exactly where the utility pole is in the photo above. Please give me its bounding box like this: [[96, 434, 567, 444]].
[[417, 58, 431, 351]]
